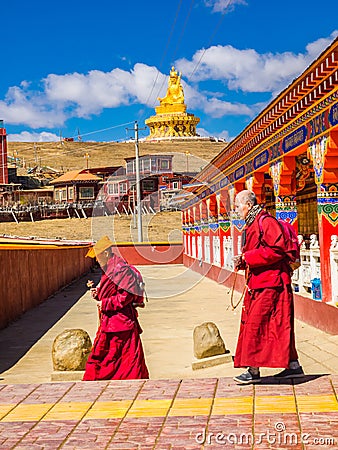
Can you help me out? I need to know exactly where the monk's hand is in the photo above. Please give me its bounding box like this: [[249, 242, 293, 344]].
[[90, 287, 98, 300], [233, 254, 243, 270], [132, 302, 145, 308]]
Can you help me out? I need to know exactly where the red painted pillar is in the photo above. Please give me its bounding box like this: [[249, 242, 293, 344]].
[[232, 183, 246, 259], [0, 123, 8, 185], [270, 157, 299, 233], [200, 200, 208, 262], [207, 195, 217, 265], [217, 189, 231, 267], [194, 204, 202, 261]]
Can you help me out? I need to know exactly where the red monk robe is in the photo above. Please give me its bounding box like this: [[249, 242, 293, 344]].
[[234, 210, 298, 369], [83, 253, 149, 380]]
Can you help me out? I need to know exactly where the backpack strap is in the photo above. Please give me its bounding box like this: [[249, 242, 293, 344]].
[[257, 212, 272, 241], [257, 212, 284, 247]]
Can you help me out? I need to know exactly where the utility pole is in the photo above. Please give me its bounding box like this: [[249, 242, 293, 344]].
[[185, 150, 190, 172], [134, 121, 143, 242], [34, 143, 37, 164], [126, 121, 146, 242], [84, 152, 90, 169]]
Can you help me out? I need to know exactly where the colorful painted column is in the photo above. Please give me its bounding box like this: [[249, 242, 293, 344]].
[[270, 157, 299, 232], [193, 204, 200, 260], [246, 172, 265, 205], [216, 189, 231, 268], [200, 199, 209, 262], [231, 183, 246, 260], [183, 209, 191, 257], [309, 134, 338, 302], [207, 195, 218, 265]]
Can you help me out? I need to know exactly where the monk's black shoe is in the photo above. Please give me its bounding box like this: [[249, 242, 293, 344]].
[[273, 367, 305, 378], [233, 369, 261, 384]]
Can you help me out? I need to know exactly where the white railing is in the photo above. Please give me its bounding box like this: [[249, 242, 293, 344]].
[[197, 236, 202, 262], [192, 236, 196, 259], [204, 236, 211, 264], [292, 234, 321, 298], [212, 236, 221, 266], [186, 234, 191, 256], [223, 236, 234, 271], [183, 234, 188, 256], [185, 230, 338, 304]]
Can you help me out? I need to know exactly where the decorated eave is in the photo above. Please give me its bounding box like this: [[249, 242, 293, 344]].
[[182, 36, 338, 207]]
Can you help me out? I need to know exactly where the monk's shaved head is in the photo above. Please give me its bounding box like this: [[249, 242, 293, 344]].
[[236, 190, 257, 207]]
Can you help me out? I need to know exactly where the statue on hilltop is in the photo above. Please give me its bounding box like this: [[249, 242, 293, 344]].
[[158, 66, 185, 105], [145, 66, 200, 139]]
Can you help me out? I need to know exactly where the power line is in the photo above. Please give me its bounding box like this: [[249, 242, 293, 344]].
[[149, 0, 196, 112], [188, 1, 232, 80], [171, 0, 195, 62], [2, 120, 136, 170], [143, 0, 184, 110]]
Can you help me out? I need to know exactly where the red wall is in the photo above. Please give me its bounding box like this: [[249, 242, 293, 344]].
[[113, 243, 183, 265], [0, 245, 93, 330]]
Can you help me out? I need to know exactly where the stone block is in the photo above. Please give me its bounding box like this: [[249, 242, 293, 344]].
[[193, 322, 227, 359], [192, 352, 232, 370], [51, 370, 85, 381], [52, 329, 92, 371]]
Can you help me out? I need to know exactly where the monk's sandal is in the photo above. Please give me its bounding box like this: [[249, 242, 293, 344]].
[[233, 369, 261, 384]]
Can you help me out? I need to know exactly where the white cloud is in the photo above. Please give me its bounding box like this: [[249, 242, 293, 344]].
[[0, 31, 336, 130], [197, 127, 233, 141], [44, 64, 165, 117], [7, 131, 60, 142], [0, 62, 254, 128], [181, 81, 254, 118], [0, 85, 66, 128], [205, 0, 247, 14], [204, 97, 253, 117], [176, 31, 338, 93]]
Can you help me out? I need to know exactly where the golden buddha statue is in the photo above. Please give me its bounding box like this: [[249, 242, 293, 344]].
[[145, 67, 200, 140], [158, 66, 184, 105]]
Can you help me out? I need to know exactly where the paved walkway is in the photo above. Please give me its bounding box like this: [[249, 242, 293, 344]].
[[0, 265, 337, 448], [0, 375, 337, 449]]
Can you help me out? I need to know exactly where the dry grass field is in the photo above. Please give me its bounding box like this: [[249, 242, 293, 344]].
[[0, 211, 182, 243], [8, 140, 225, 174], [3, 139, 225, 241]]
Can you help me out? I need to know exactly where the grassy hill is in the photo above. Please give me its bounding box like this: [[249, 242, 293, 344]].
[[3, 139, 226, 241], [8, 140, 226, 174]]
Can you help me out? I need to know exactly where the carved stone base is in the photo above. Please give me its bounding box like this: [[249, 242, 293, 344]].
[[145, 112, 200, 140]]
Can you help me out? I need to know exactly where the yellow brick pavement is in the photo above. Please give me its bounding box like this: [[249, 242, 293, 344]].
[[0, 376, 337, 448]]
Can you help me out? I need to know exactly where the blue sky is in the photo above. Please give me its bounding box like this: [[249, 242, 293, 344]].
[[1, 0, 337, 143]]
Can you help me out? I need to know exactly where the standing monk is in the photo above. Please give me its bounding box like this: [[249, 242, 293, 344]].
[[83, 236, 149, 381], [232, 190, 303, 384]]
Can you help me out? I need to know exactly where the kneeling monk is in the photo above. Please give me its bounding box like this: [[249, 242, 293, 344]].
[[83, 236, 149, 381]]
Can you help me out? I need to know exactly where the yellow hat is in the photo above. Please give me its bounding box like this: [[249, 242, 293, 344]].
[[86, 235, 114, 258]]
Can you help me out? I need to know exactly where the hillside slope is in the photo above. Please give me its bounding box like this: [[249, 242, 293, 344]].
[[8, 140, 226, 174]]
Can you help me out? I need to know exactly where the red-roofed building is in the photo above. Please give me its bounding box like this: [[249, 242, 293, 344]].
[[50, 169, 103, 203]]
